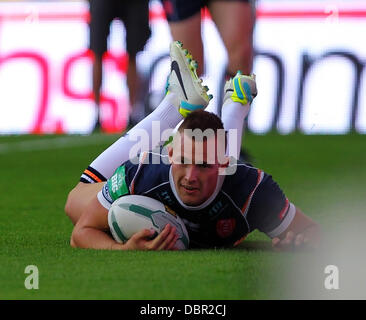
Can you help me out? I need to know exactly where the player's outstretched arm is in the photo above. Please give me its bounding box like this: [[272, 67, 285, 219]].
[[271, 206, 321, 251], [70, 196, 178, 250], [65, 181, 105, 225]]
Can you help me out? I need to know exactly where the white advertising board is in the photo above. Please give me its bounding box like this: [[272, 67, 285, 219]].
[[0, 0, 365, 134]]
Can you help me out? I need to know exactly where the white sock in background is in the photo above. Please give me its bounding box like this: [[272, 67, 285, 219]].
[[221, 100, 250, 159]]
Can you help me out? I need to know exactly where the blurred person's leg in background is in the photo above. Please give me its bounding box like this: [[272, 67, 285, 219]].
[[160, 0, 255, 79], [121, 0, 151, 125], [208, 0, 255, 163], [208, 0, 255, 79], [161, 0, 204, 75], [89, 0, 151, 130], [89, 0, 114, 130]]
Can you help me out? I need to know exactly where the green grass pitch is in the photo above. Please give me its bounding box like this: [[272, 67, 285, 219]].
[[0, 132, 365, 299]]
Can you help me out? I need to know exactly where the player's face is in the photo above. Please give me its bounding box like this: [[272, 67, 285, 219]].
[[169, 133, 227, 206]]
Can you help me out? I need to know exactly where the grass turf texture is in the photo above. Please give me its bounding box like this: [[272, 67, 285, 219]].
[[0, 133, 365, 299]]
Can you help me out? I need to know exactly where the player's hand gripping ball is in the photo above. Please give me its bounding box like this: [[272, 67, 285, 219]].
[[108, 195, 189, 250]]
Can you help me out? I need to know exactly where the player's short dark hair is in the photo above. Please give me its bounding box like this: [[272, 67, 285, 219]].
[[178, 110, 224, 133], [177, 110, 226, 147]]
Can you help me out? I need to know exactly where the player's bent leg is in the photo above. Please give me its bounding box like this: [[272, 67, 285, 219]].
[[81, 41, 212, 184], [209, 1, 255, 75], [88, 42, 212, 180], [221, 72, 257, 159], [64, 182, 104, 225], [168, 12, 204, 76]]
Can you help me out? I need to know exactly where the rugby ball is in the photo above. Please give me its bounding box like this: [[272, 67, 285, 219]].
[[108, 195, 189, 250]]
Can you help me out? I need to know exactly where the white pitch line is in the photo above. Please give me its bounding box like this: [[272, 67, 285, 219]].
[[0, 134, 119, 154]]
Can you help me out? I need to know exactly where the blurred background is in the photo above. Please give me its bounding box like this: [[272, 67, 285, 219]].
[[0, 0, 365, 135]]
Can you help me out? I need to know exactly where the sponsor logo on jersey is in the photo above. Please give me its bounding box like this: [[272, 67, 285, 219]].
[[108, 166, 129, 201], [111, 174, 119, 193], [216, 218, 236, 238], [159, 190, 175, 206], [208, 200, 223, 217]]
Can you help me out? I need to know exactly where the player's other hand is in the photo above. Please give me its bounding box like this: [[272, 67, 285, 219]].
[[124, 224, 179, 251], [271, 231, 310, 251]]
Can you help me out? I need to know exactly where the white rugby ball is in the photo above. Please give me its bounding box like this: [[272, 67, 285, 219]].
[[108, 195, 189, 250]]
